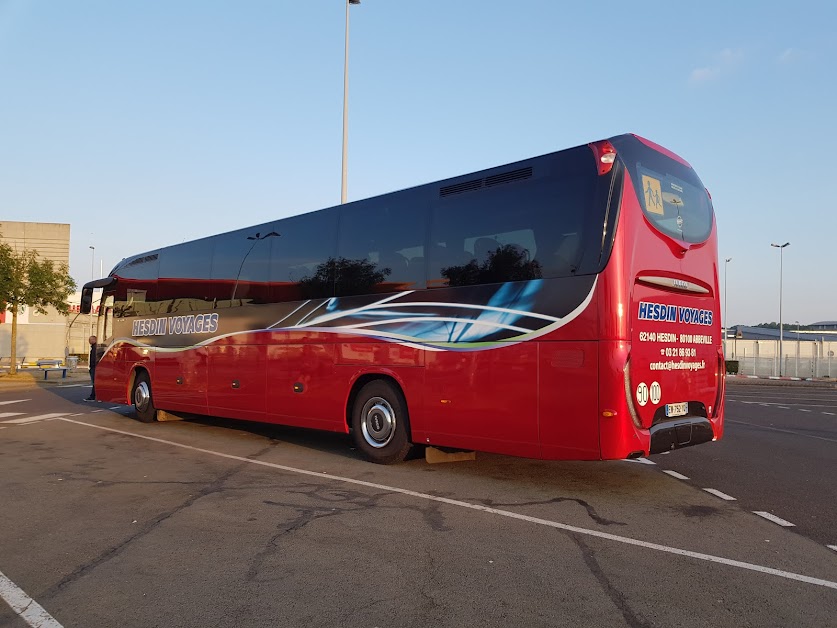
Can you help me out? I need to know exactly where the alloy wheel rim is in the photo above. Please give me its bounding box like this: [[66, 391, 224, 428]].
[[360, 396, 396, 448]]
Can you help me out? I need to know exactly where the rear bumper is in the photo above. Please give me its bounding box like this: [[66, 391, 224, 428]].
[[648, 417, 714, 454]]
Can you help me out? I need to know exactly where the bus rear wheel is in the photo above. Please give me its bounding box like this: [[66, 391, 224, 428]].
[[351, 380, 412, 464], [132, 372, 158, 423]]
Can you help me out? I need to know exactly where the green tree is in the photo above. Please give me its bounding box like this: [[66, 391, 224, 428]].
[[0, 242, 76, 375]]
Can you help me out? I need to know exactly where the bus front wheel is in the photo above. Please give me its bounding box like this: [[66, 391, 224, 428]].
[[132, 372, 158, 423], [351, 380, 412, 464]]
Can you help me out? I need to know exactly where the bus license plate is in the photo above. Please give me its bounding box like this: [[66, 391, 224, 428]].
[[665, 402, 688, 417]]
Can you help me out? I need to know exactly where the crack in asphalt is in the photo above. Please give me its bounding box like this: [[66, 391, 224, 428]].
[[478, 496, 626, 527], [38, 444, 275, 600], [247, 485, 454, 584], [43, 472, 208, 489], [417, 547, 441, 623], [574, 535, 653, 628], [248, 485, 389, 584]]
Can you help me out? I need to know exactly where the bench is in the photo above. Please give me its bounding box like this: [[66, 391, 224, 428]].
[[40, 367, 68, 380], [37, 359, 67, 380]]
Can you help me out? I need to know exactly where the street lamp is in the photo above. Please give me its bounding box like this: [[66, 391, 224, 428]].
[[89, 245, 95, 337], [771, 242, 790, 376], [341, 0, 361, 204], [232, 231, 280, 302], [724, 257, 732, 356]]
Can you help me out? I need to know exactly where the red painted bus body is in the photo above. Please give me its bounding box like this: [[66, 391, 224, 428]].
[[84, 133, 724, 462]]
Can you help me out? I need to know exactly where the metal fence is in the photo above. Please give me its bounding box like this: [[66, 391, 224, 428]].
[[726, 339, 837, 379]]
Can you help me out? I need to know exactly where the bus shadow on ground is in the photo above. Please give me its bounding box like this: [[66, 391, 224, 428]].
[[176, 413, 662, 500]]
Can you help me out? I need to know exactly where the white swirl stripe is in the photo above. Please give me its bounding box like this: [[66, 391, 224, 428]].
[[339, 316, 533, 334]]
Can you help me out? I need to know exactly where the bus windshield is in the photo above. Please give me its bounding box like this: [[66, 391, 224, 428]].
[[612, 135, 714, 244]]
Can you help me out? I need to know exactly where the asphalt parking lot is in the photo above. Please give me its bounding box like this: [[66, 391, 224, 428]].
[[0, 375, 835, 627]]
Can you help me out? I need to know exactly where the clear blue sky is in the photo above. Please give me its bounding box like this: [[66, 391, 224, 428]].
[[1, 1, 834, 326]]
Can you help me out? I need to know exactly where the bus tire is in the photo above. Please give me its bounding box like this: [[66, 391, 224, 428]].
[[351, 380, 412, 464], [132, 372, 158, 423]]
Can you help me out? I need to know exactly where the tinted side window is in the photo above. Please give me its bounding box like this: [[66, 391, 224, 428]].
[[336, 196, 428, 296], [158, 239, 214, 312], [428, 149, 598, 288], [271, 209, 339, 301], [211, 225, 277, 307], [112, 251, 160, 317]]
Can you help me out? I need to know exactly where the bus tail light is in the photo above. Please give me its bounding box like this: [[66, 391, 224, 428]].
[[712, 349, 725, 418], [589, 140, 617, 175], [622, 358, 642, 428]]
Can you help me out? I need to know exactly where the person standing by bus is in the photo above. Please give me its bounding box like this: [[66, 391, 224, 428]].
[[85, 335, 98, 401]]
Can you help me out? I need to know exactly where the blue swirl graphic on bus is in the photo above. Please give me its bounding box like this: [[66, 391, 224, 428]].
[[264, 279, 593, 351]]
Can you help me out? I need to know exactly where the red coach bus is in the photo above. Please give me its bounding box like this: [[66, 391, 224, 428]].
[[81, 134, 724, 463]]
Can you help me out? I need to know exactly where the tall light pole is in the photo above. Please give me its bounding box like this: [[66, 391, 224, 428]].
[[724, 257, 732, 356], [341, 0, 361, 204], [89, 245, 95, 337], [771, 242, 790, 376]]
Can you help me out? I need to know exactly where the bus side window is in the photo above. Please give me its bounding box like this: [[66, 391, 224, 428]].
[[553, 233, 581, 274], [271, 209, 339, 302], [158, 240, 214, 312], [336, 198, 428, 295], [211, 225, 276, 307]]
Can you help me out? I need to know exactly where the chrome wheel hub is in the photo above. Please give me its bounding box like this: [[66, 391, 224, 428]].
[[360, 397, 396, 448], [134, 381, 151, 412]]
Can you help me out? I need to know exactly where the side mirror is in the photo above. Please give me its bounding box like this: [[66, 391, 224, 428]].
[[80, 288, 94, 315], [80, 277, 116, 315]]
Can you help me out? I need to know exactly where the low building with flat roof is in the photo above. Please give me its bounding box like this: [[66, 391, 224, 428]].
[[0, 221, 73, 363]]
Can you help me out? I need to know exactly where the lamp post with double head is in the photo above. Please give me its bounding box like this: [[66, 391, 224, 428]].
[[771, 242, 790, 376], [341, 0, 361, 204]]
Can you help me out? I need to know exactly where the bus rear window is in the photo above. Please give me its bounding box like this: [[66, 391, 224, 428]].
[[613, 136, 713, 244]]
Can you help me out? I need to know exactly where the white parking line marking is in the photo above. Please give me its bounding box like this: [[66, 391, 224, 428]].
[[824, 412, 835, 416], [0, 412, 24, 419], [57, 417, 837, 591], [828, 545, 837, 552], [624, 457, 656, 465], [90, 410, 104, 413], [0, 567, 64, 627], [777, 406, 790, 410], [738, 401, 837, 409], [663, 470, 690, 480], [108, 406, 121, 410], [3, 414, 66, 424], [703, 488, 736, 501], [799, 409, 812, 413], [754, 512, 795, 527], [0, 399, 30, 406], [56, 384, 90, 389]]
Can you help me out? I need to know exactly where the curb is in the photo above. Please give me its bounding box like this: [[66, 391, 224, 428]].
[[0, 369, 91, 390], [727, 375, 837, 388]]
